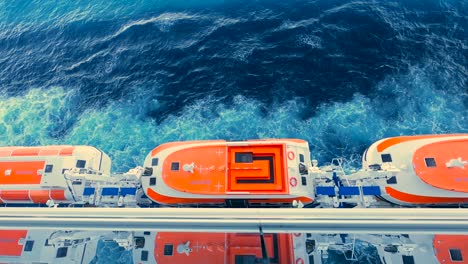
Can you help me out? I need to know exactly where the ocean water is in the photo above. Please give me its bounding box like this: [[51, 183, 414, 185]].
[[1, 0, 467, 172], [1, 2, 467, 262]]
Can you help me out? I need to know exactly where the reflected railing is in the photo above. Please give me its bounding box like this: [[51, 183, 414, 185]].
[[0, 228, 466, 264], [0, 208, 467, 263]]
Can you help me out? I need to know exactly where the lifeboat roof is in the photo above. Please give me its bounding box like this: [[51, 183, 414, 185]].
[[413, 138, 468, 192], [0, 145, 89, 157]]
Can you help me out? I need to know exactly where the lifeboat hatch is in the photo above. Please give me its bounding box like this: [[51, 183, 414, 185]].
[[227, 145, 286, 193]]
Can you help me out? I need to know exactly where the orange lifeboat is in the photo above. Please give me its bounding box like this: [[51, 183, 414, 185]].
[[141, 139, 314, 207], [0, 145, 111, 205], [153, 232, 293, 264], [362, 134, 468, 206], [133, 231, 315, 264]]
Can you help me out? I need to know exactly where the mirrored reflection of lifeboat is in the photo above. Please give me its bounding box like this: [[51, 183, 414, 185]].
[[0, 146, 111, 205], [358, 234, 468, 264], [362, 134, 468, 206], [141, 139, 315, 207], [133, 231, 313, 264], [0, 229, 114, 264]]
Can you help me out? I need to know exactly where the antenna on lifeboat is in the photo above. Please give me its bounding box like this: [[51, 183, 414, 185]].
[[177, 241, 192, 256], [446, 157, 467, 169], [183, 162, 195, 173]]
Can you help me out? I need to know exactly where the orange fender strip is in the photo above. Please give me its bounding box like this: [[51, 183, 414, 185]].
[[50, 190, 66, 200], [150, 140, 225, 157], [1, 190, 30, 201], [39, 149, 60, 155], [146, 188, 224, 205], [386, 187, 468, 204], [29, 190, 50, 203], [10, 147, 42, 156], [59, 147, 75, 156], [376, 134, 466, 152], [0, 146, 75, 157]]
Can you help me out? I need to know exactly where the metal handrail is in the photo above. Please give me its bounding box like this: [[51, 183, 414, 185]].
[[0, 208, 466, 233]]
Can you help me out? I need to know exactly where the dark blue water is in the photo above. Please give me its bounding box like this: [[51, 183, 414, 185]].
[[1, 0, 467, 172]]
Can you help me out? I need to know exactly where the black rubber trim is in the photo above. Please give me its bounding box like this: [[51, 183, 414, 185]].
[[271, 233, 279, 263]]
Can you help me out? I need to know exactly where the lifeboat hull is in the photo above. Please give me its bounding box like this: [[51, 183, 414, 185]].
[[0, 145, 111, 205], [142, 139, 315, 207], [363, 134, 468, 206]]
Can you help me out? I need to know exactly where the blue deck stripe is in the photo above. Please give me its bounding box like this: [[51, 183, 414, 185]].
[[120, 187, 137, 196], [101, 187, 119, 196], [83, 187, 95, 196], [339, 186, 360, 196], [362, 186, 381, 196], [316, 186, 336, 196]]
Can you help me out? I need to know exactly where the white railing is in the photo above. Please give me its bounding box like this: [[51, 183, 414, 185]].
[[0, 208, 466, 233]]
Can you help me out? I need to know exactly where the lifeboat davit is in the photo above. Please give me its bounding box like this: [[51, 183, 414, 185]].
[[363, 134, 468, 206], [0, 145, 111, 205], [141, 139, 314, 207]]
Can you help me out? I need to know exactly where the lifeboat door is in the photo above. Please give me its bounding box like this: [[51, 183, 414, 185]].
[[40, 156, 65, 188], [227, 145, 286, 193]]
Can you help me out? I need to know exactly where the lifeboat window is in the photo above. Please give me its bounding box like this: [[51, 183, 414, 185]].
[[56, 247, 68, 258], [369, 164, 382, 171], [171, 162, 180, 171], [235, 152, 253, 163], [143, 231, 151, 235], [142, 167, 153, 176], [299, 163, 308, 175], [402, 255, 415, 264], [301, 176, 307, 186], [149, 177, 156, 186], [24, 240, 34, 252], [141, 250, 149, 261], [134, 237, 145, 249], [381, 154, 392, 163], [164, 244, 174, 256], [45, 165, 53, 173], [424, 157, 437, 167], [449, 248, 463, 261], [384, 245, 398, 253], [386, 176, 397, 184], [299, 154, 305, 163], [306, 239, 316, 254], [76, 160, 86, 168], [151, 158, 159, 166]]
